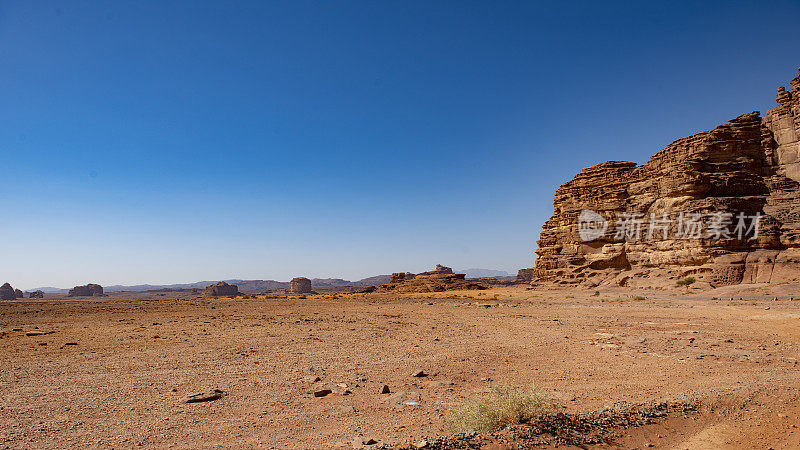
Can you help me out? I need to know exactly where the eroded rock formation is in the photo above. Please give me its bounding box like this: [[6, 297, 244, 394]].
[[0, 283, 16, 300], [290, 277, 313, 294], [534, 68, 800, 287], [356, 265, 486, 293], [68, 284, 104, 297], [202, 281, 239, 297], [29, 290, 44, 299]]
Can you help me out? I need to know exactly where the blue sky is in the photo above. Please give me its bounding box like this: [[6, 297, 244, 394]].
[[2, 1, 799, 289]]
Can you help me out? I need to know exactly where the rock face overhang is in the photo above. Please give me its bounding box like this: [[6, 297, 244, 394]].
[[533, 68, 800, 287]]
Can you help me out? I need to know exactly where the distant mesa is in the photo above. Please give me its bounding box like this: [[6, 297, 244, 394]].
[[68, 284, 104, 297], [290, 277, 315, 294], [461, 268, 512, 278], [356, 264, 486, 293], [0, 283, 17, 300], [28, 290, 44, 299], [418, 264, 453, 275], [202, 281, 239, 297]]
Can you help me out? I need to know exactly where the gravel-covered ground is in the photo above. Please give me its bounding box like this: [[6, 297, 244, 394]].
[[2, 284, 800, 448]]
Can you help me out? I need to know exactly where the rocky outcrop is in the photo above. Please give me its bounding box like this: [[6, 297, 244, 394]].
[[290, 277, 313, 294], [516, 268, 535, 283], [202, 281, 239, 297], [418, 264, 454, 275], [68, 284, 104, 297], [356, 265, 486, 293], [29, 290, 44, 299], [534, 67, 800, 287], [390, 272, 416, 283], [0, 283, 16, 300], [14, 289, 23, 299]]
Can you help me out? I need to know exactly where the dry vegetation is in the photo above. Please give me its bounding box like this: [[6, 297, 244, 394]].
[[445, 384, 547, 433]]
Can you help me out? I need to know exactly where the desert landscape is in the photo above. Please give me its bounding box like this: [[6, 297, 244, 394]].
[[4, 66, 800, 449], [3, 284, 800, 449], [4, 65, 800, 450], [4, 3, 800, 449]]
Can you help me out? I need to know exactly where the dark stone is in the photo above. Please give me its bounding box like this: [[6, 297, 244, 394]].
[[68, 284, 104, 297], [0, 283, 16, 300], [290, 277, 313, 294]]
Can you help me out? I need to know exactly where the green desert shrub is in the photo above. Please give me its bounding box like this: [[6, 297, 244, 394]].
[[446, 384, 547, 434], [676, 276, 696, 292]]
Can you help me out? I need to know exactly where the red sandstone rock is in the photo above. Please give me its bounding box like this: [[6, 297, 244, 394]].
[[534, 67, 800, 287]]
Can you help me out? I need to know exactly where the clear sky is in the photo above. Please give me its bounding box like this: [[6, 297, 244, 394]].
[[2, 1, 799, 289]]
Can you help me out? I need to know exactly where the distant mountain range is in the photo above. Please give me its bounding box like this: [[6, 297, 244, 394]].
[[27, 268, 513, 293], [460, 268, 512, 278]]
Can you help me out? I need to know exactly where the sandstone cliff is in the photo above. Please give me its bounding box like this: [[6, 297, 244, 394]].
[[534, 68, 800, 287]]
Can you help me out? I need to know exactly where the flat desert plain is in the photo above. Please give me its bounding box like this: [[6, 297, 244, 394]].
[[3, 285, 800, 449]]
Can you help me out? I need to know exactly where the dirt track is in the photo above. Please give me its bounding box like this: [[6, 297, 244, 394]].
[[2, 285, 800, 448]]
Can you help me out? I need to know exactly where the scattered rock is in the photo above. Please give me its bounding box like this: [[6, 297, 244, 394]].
[[25, 330, 53, 336], [380, 384, 391, 394], [412, 370, 427, 377], [313, 389, 332, 398], [181, 389, 225, 403], [382, 391, 421, 406]]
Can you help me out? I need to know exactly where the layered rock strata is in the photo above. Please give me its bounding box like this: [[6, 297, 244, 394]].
[[356, 265, 485, 293], [534, 68, 800, 287]]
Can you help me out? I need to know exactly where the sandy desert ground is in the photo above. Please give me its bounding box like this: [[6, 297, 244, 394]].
[[3, 284, 800, 449]]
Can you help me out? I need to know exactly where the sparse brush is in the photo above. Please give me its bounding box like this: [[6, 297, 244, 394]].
[[631, 295, 647, 301], [445, 384, 547, 434], [676, 276, 696, 293]]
